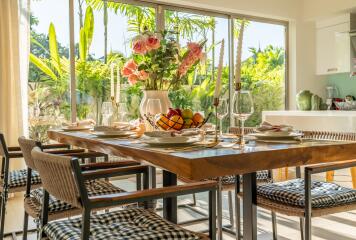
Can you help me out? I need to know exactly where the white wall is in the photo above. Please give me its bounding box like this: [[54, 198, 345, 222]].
[[303, 0, 356, 20]]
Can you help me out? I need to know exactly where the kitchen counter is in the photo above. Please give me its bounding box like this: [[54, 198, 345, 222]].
[[262, 110, 356, 132]]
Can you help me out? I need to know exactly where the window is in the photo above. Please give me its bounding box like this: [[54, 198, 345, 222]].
[[29, 0, 70, 142], [28, 0, 288, 140], [233, 19, 287, 127]]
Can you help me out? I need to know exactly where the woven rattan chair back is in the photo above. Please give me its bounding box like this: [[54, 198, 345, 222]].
[[31, 147, 82, 208], [18, 137, 40, 170], [229, 127, 256, 135], [302, 131, 356, 141]]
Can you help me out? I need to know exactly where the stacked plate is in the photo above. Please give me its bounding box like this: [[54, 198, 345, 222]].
[[92, 130, 133, 138], [249, 131, 303, 143], [141, 131, 200, 146]]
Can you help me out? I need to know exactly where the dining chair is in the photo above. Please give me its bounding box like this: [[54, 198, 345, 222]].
[[238, 130, 356, 240], [31, 147, 218, 240], [18, 136, 141, 239], [0, 132, 76, 239]]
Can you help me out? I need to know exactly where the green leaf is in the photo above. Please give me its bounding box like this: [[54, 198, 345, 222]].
[[79, 28, 87, 61], [30, 53, 58, 80], [84, 6, 94, 51], [48, 23, 62, 75]]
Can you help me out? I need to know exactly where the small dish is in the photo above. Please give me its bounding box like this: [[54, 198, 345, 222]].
[[62, 126, 92, 131]]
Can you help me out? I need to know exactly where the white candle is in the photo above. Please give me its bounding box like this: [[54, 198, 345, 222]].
[[214, 39, 224, 98], [116, 65, 121, 103], [235, 21, 245, 87], [110, 64, 115, 98]]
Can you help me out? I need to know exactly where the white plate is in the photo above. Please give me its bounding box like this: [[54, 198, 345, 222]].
[[141, 137, 199, 146], [249, 132, 302, 140], [62, 126, 92, 131], [92, 131, 133, 138]]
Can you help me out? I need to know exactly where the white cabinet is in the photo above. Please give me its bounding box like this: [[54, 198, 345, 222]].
[[316, 16, 350, 75]]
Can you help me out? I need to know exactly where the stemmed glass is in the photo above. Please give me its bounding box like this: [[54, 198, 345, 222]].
[[101, 102, 113, 126], [233, 90, 254, 146], [217, 98, 228, 137], [146, 99, 162, 131]]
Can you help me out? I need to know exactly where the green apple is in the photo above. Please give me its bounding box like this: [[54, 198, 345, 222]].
[[182, 108, 193, 119]]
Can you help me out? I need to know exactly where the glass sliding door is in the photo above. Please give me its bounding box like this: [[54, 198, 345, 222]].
[[29, 0, 70, 142], [164, 9, 230, 131], [233, 19, 287, 127]]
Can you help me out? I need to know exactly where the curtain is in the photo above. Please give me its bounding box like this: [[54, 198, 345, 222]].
[[0, 0, 30, 169]]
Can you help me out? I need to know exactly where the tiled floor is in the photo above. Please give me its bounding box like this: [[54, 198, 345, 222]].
[[3, 169, 356, 239]]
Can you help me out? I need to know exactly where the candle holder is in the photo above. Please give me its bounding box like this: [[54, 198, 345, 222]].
[[213, 98, 219, 143]]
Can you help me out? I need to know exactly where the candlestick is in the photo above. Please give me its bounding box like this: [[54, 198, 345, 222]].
[[110, 64, 115, 97], [214, 39, 224, 98], [116, 65, 121, 103], [213, 97, 219, 142]]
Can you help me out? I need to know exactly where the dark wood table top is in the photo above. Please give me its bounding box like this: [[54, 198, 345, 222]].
[[48, 130, 356, 180]]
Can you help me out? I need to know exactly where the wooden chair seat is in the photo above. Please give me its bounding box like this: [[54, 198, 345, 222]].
[[42, 208, 208, 240]]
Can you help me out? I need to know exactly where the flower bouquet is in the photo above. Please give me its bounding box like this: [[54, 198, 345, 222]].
[[121, 31, 206, 90]]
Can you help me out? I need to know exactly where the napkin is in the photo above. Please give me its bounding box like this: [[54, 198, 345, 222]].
[[257, 121, 293, 133], [64, 119, 96, 128]]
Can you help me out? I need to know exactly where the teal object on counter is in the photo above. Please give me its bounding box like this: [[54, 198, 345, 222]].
[[296, 90, 312, 110]]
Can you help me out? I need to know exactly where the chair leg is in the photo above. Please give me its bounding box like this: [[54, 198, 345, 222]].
[[235, 192, 241, 240], [271, 211, 277, 240], [81, 208, 91, 240], [228, 191, 234, 227], [209, 189, 217, 240], [299, 217, 305, 240], [350, 167, 356, 189], [0, 190, 8, 240], [217, 178, 223, 240], [192, 193, 197, 206], [23, 212, 29, 240]]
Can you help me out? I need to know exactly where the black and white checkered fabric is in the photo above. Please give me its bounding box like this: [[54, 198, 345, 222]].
[[4, 169, 41, 189], [257, 178, 356, 208], [217, 170, 271, 185], [30, 180, 125, 214], [43, 208, 201, 240]]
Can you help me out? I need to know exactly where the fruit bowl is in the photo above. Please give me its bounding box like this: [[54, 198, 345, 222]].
[[154, 108, 211, 131]]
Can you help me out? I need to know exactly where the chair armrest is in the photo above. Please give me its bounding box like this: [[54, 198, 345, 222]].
[[80, 161, 140, 171], [305, 159, 356, 175], [82, 165, 149, 180], [44, 149, 85, 155], [89, 180, 217, 209], [41, 143, 70, 150], [61, 152, 106, 158], [7, 146, 21, 152]]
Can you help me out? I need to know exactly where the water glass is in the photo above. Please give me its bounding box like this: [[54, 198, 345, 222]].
[[217, 98, 228, 137], [233, 90, 254, 146], [146, 99, 162, 131], [101, 102, 113, 126]]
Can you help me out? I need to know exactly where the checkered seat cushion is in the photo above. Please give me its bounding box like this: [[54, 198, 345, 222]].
[[43, 208, 203, 240], [257, 178, 356, 208], [217, 170, 271, 185], [0, 169, 41, 189], [27, 180, 125, 217]]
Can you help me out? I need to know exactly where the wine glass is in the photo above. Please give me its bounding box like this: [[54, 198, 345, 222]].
[[146, 99, 162, 131], [101, 102, 113, 126], [233, 90, 254, 146], [217, 98, 228, 137]]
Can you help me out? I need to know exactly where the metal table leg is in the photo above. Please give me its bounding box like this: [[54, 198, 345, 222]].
[[163, 170, 178, 223], [242, 172, 257, 240]]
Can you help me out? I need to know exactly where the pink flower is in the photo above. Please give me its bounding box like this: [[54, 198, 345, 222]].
[[128, 74, 138, 85], [121, 67, 133, 77], [138, 70, 149, 80], [132, 37, 147, 55], [146, 36, 160, 50]]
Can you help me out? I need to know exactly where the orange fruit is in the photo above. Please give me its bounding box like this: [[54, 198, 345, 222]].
[[183, 119, 194, 129], [155, 114, 171, 130], [168, 115, 184, 130], [192, 113, 204, 126]]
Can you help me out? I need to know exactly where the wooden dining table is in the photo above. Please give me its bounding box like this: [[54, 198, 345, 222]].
[[48, 130, 356, 240]]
